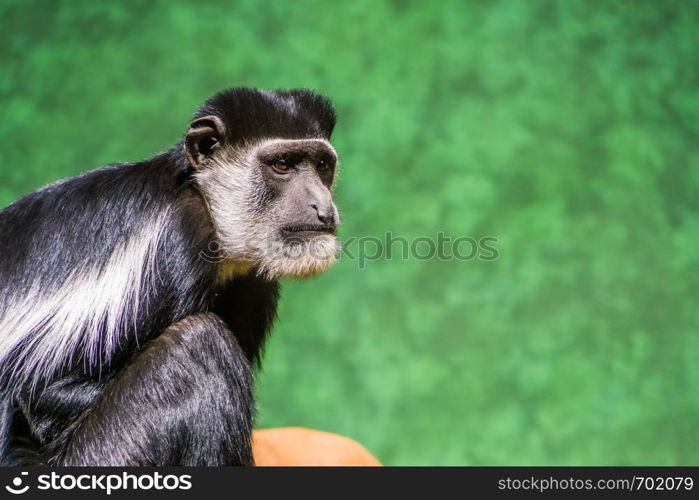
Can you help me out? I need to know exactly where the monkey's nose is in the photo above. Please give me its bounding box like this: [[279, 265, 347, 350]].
[[311, 204, 334, 225]]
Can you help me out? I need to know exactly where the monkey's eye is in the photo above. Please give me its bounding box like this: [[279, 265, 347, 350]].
[[317, 160, 330, 173], [272, 158, 290, 173]]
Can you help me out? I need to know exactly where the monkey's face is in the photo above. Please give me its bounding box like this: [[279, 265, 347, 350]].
[[187, 116, 340, 280]]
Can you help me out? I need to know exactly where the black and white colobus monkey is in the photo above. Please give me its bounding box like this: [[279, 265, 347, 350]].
[[0, 88, 340, 466]]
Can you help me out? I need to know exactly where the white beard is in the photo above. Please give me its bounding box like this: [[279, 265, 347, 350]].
[[253, 232, 340, 279]]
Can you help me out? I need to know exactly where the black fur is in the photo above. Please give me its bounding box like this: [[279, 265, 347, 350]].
[[196, 88, 336, 149], [0, 88, 336, 466]]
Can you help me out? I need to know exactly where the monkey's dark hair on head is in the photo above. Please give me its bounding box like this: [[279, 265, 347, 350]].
[[197, 88, 337, 148]]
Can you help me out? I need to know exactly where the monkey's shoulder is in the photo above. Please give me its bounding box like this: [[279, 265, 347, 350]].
[[0, 156, 212, 303]]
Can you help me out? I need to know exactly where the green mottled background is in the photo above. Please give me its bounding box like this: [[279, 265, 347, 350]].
[[1, 0, 697, 465]]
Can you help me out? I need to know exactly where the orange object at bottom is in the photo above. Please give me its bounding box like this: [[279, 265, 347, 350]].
[[252, 427, 381, 466]]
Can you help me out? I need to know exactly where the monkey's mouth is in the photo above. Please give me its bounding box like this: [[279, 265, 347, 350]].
[[281, 224, 337, 237]]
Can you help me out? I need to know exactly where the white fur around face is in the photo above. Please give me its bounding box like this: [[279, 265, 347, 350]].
[[194, 138, 341, 281], [0, 211, 169, 392]]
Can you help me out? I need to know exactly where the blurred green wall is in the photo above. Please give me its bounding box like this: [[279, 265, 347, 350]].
[[1, 0, 697, 465]]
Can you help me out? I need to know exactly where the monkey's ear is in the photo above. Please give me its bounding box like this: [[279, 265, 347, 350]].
[[185, 115, 226, 168]]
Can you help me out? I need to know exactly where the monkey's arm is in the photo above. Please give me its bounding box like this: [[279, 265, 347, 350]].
[[54, 313, 253, 466]]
